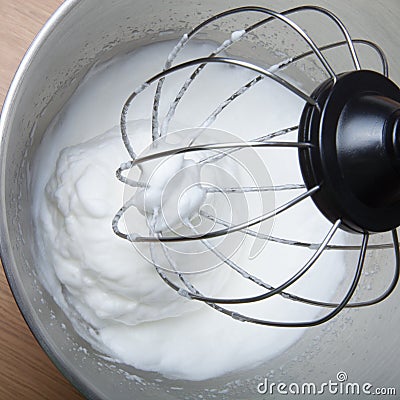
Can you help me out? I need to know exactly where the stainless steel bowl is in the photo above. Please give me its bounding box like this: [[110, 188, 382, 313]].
[[1, 1, 400, 399]]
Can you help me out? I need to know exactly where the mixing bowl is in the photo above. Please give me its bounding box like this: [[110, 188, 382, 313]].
[[1, 0, 399, 399]]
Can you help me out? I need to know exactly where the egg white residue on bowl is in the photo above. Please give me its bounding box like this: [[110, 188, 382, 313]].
[[31, 39, 346, 381]]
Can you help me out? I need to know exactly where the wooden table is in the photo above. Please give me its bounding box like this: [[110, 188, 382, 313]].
[[0, 1, 84, 398]]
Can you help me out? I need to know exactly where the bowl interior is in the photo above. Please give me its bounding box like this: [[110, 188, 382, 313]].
[[1, 0, 400, 399]]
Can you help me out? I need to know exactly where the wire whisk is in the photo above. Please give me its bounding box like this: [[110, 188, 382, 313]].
[[112, 5, 400, 328]]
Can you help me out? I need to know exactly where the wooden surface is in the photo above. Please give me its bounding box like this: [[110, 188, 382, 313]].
[[0, 1, 84, 399]]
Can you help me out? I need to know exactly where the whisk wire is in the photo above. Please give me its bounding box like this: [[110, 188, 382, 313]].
[[202, 210, 398, 252], [130, 140, 313, 167], [154, 223, 371, 327], [114, 186, 319, 243], [152, 6, 329, 138], [198, 125, 300, 166], [153, 5, 348, 139], [120, 56, 316, 161], [289, 230, 400, 309], [158, 220, 342, 305]]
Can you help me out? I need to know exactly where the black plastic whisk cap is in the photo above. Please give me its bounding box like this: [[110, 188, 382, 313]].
[[299, 70, 400, 233]]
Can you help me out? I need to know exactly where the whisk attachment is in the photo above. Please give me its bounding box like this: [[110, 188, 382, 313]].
[[113, 5, 400, 327]]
